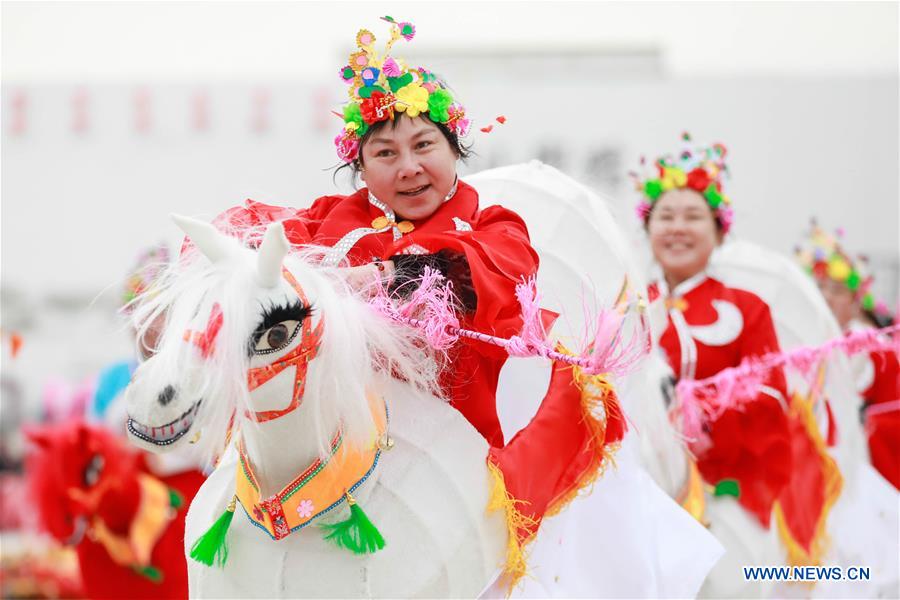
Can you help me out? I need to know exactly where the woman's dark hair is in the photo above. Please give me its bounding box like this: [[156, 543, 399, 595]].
[[333, 112, 472, 186]]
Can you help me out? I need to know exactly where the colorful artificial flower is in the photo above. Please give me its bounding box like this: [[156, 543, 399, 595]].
[[795, 221, 888, 315], [360, 91, 395, 125], [631, 133, 733, 233], [427, 88, 454, 123], [333, 17, 471, 162], [382, 57, 401, 78], [334, 132, 359, 162], [394, 83, 429, 118], [296, 499, 315, 519]]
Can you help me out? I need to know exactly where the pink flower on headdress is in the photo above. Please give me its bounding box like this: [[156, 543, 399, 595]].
[[296, 499, 314, 519], [338, 65, 355, 83], [398, 22, 416, 41], [716, 205, 734, 234], [334, 132, 359, 163], [382, 57, 402, 78], [447, 105, 471, 137], [635, 201, 652, 221]]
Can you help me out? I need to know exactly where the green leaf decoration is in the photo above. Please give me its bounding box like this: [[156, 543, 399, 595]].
[[133, 564, 163, 583], [342, 66, 355, 80], [427, 89, 454, 122], [704, 183, 723, 208], [862, 293, 875, 311], [644, 179, 663, 200], [387, 73, 413, 93], [358, 85, 386, 99], [168, 488, 183, 510], [714, 479, 740, 498], [343, 103, 368, 136], [846, 271, 861, 290], [382, 15, 395, 22]]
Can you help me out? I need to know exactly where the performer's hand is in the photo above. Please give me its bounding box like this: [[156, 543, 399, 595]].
[[341, 260, 395, 295]]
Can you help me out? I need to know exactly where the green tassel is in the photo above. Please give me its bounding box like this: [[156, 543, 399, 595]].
[[133, 564, 163, 582], [714, 478, 741, 498], [321, 492, 385, 555], [189, 497, 236, 567], [168, 488, 184, 510]]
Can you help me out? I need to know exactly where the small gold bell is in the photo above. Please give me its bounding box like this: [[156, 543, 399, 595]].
[[377, 432, 395, 451], [189, 430, 202, 444]]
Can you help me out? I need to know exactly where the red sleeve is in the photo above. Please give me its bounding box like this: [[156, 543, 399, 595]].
[[738, 292, 789, 402], [390, 205, 539, 347], [864, 348, 900, 405]]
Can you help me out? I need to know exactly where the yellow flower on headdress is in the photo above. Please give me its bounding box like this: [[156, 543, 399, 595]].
[[661, 167, 687, 191], [394, 83, 429, 117], [356, 29, 376, 48], [827, 257, 851, 281]]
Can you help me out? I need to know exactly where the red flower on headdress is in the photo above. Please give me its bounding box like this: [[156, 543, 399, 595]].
[[686, 168, 711, 192], [360, 91, 395, 125]]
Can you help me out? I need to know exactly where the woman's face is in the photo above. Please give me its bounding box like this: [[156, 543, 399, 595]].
[[359, 115, 459, 221], [816, 276, 857, 329], [647, 188, 722, 287]]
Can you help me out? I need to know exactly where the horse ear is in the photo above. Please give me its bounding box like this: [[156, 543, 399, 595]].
[[256, 222, 290, 288], [171, 214, 236, 264]]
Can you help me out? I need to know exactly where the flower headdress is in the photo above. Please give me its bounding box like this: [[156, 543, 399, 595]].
[[123, 244, 170, 309], [795, 221, 887, 315], [334, 16, 470, 163], [631, 132, 734, 233]]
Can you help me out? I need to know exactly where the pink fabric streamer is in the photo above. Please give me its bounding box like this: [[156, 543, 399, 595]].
[[674, 323, 900, 442], [367, 270, 649, 376]]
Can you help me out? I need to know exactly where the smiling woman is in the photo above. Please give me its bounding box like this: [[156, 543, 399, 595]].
[[635, 134, 797, 597], [203, 17, 539, 449]]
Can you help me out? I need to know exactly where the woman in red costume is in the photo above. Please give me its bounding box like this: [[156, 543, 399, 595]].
[[796, 224, 899, 489], [636, 134, 792, 529], [203, 18, 538, 449]]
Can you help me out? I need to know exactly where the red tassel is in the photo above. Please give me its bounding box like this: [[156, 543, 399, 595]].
[[480, 125, 494, 133], [496, 115, 507, 124], [825, 399, 838, 447]]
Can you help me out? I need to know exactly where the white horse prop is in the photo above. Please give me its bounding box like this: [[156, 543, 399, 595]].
[[124, 215, 623, 598]]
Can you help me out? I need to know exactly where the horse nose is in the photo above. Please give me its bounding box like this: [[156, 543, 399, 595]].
[[158, 385, 177, 407]]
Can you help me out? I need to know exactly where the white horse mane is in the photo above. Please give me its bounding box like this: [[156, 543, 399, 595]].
[[128, 221, 444, 465]]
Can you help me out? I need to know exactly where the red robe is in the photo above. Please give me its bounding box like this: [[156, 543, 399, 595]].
[[653, 274, 792, 527], [212, 181, 539, 448], [854, 328, 900, 490]]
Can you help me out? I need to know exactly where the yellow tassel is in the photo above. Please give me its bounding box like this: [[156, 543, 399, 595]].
[[486, 460, 537, 595], [775, 392, 843, 567], [678, 459, 708, 526]]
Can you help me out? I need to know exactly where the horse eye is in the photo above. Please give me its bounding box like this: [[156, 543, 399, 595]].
[[254, 320, 300, 354], [83, 454, 104, 487], [660, 374, 677, 408]]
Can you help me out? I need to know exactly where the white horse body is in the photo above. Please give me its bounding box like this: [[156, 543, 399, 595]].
[[186, 377, 505, 598], [125, 219, 510, 598]]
